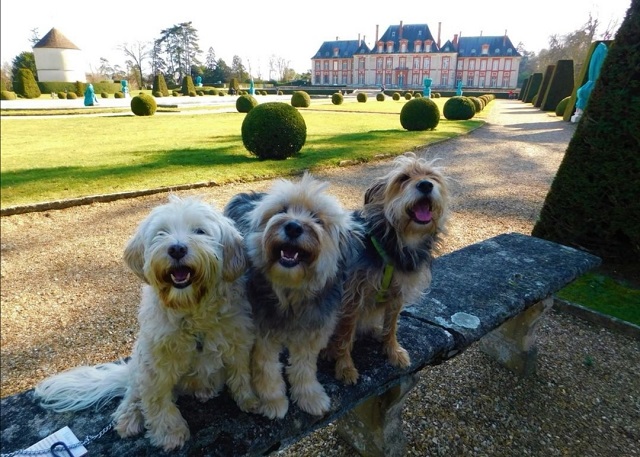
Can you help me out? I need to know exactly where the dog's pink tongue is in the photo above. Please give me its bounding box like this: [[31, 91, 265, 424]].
[[413, 204, 432, 222], [172, 267, 190, 282]]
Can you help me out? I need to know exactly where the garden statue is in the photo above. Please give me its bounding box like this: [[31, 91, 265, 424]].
[[572, 42, 608, 123], [455, 80, 463, 96], [423, 77, 432, 98], [249, 78, 255, 95], [121, 80, 129, 98], [83, 83, 98, 106], [196, 75, 202, 87]]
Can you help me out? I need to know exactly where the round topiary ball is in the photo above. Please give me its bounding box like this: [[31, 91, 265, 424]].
[[0, 90, 16, 100], [392, 92, 401, 101], [241, 102, 307, 160], [356, 92, 368, 103], [114, 91, 124, 98], [404, 92, 412, 100], [443, 96, 476, 120], [376, 93, 385, 101], [555, 96, 570, 116], [400, 97, 441, 131], [130, 93, 157, 116], [236, 94, 258, 113], [101, 92, 109, 98], [291, 90, 311, 107], [66, 92, 77, 99], [332, 92, 344, 105], [468, 96, 482, 113], [153, 91, 163, 98]]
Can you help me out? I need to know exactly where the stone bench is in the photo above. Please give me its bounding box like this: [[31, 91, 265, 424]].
[[0, 233, 600, 457]]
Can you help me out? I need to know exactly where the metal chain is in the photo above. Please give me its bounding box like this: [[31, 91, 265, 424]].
[[1, 421, 115, 457]]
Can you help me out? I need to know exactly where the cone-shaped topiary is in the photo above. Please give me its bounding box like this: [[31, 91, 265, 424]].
[[541, 60, 574, 112], [130, 93, 157, 116], [182, 75, 195, 96], [153, 73, 169, 97], [532, 0, 640, 264], [241, 102, 307, 160], [291, 90, 311, 107], [13, 68, 41, 99], [357, 92, 368, 103], [332, 92, 344, 105], [236, 94, 258, 113], [443, 96, 476, 120], [523, 73, 543, 103], [400, 97, 440, 131], [535, 65, 555, 108]]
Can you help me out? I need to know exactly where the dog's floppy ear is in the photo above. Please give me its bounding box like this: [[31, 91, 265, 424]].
[[220, 216, 248, 282], [123, 222, 148, 283], [364, 180, 386, 204]]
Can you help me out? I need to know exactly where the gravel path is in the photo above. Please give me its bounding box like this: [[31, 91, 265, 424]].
[[1, 100, 638, 456]]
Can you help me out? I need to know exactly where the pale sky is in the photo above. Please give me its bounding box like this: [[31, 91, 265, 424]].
[[0, 0, 631, 79]]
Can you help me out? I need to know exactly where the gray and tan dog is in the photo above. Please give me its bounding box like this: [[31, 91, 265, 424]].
[[35, 196, 258, 451], [224, 173, 360, 419], [326, 152, 450, 385]]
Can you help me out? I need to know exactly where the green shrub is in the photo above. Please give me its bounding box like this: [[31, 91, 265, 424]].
[[218, 91, 225, 96], [197, 90, 204, 96], [57, 91, 66, 99], [414, 92, 422, 98], [400, 97, 440, 131], [332, 92, 344, 105], [392, 92, 401, 101], [468, 97, 482, 113], [100, 92, 109, 98], [277, 90, 284, 95], [172, 90, 179, 97], [114, 91, 124, 98], [541, 59, 574, 112], [404, 92, 412, 100], [522, 72, 543, 103], [356, 92, 368, 103], [291, 90, 311, 107], [66, 92, 77, 99], [153, 73, 169, 97], [74, 81, 85, 97], [443, 96, 476, 120], [376, 93, 385, 101], [241, 102, 307, 160], [433, 93, 441, 98], [0, 90, 17, 100], [182, 75, 195, 96], [228, 78, 240, 94], [153, 91, 163, 97], [130, 93, 157, 116], [236, 94, 258, 113], [14, 68, 41, 99], [555, 96, 570, 116]]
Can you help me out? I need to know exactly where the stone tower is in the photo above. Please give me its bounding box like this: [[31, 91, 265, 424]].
[[33, 28, 86, 82]]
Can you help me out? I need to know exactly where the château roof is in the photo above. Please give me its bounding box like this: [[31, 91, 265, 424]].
[[33, 28, 80, 50], [456, 36, 521, 57], [312, 40, 371, 60], [376, 23, 439, 53]]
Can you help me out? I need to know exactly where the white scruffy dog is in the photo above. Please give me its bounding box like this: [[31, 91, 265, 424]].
[[35, 195, 258, 451]]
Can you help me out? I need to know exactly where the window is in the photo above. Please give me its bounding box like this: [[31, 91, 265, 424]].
[[490, 75, 498, 87], [386, 57, 393, 69], [323, 61, 329, 70], [505, 59, 512, 71], [415, 42, 421, 52], [387, 42, 394, 53], [413, 57, 420, 69], [399, 57, 406, 69], [507, 48, 513, 55], [377, 58, 383, 70], [469, 59, 476, 70], [359, 58, 366, 70], [425, 41, 432, 52], [333, 60, 338, 71], [467, 73, 475, 86], [442, 57, 450, 70], [441, 73, 449, 86], [481, 44, 489, 55], [423, 57, 431, 70], [412, 74, 421, 85], [342, 60, 348, 70], [333, 47, 339, 57], [480, 59, 487, 70], [502, 73, 511, 87], [315, 61, 320, 71], [492, 59, 499, 71]]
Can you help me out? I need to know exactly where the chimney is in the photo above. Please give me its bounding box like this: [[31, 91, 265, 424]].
[[399, 21, 403, 40], [336, 36, 339, 41], [503, 29, 507, 46], [376, 24, 379, 43], [437, 22, 442, 48], [453, 34, 458, 46], [358, 33, 361, 45]]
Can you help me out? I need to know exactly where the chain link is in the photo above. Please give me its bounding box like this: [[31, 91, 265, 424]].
[[1, 421, 115, 457]]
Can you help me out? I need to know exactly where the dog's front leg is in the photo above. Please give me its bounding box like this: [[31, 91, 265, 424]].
[[252, 335, 288, 419], [382, 298, 411, 368], [330, 305, 360, 385], [287, 333, 332, 416], [223, 338, 260, 414]]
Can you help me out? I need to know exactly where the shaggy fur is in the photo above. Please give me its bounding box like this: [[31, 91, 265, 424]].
[[326, 152, 449, 385], [224, 173, 360, 419], [34, 196, 258, 451]]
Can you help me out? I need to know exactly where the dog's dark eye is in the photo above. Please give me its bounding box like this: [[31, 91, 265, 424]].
[[310, 213, 324, 226], [193, 228, 206, 235], [279, 206, 289, 214], [397, 174, 410, 183]]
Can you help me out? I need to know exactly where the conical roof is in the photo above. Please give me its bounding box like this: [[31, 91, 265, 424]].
[[33, 28, 80, 50]]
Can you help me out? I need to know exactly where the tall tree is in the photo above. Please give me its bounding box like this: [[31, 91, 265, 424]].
[[11, 52, 37, 83], [231, 55, 246, 82], [532, 0, 640, 265], [120, 41, 150, 89], [156, 22, 202, 83]]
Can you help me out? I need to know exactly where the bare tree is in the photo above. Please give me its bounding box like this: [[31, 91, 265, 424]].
[[120, 41, 150, 89]]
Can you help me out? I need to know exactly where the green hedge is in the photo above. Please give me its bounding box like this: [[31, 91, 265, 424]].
[[541, 60, 574, 112]]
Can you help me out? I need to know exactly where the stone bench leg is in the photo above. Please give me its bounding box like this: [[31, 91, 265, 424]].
[[478, 296, 553, 377], [335, 374, 418, 457]]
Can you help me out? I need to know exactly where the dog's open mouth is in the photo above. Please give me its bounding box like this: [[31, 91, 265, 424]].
[[275, 243, 308, 268], [408, 198, 433, 224], [167, 266, 193, 288]]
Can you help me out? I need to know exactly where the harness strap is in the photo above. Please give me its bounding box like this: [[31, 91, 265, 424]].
[[370, 235, 395, 302]]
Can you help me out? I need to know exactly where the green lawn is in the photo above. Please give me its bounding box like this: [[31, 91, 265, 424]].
[[1, 98, 484, 207]]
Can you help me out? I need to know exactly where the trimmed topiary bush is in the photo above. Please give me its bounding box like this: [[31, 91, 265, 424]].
[[101, 92, 109, 98], [404, 92, 412, 100], [400, 97, 440, 131], [522, 72, 543, 103], [57, 91, 66, 99], [74, 81, 85, 97], [291, 90, 311, 107], [236, 94, 258, 113], [114, 91, 124, 98], [392, 92, 401, 101], [376, 93, 385, 101], [535, 65, 555, 108], [153, 91, 163, 97], [555, 96, 570, 116], [241, 102, 307, 160], [541, 59, 574, 112], [66, 92, 77, 99], [433, 93, 441, 98], [13, 68, 41, 99], [1, 91, 17, 100], [182, 75, 196, 96], [443, 96, 476, 120], [130, 93, 157, 116], [332, 92, 344, 105], [468, 97, 483, 113], [356, 92, 368, 103], [153, 73, 169, 97]]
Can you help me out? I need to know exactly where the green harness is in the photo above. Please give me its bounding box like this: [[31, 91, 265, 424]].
[[370, 235, 395, 302]]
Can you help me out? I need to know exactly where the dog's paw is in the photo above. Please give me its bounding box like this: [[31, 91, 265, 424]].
[[236, 393, 261, 414], [147, 416, 190, 451], [294, 388, 331, 416], [319, 347, 335, 361], [387, 345, 411, 368], [194, 388, 218, 403], [258, 396, 289, 419], [115, 409, 144, 438], [335, 358, 359, 385]]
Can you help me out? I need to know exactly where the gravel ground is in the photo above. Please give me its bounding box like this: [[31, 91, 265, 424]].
[[1, 100, 639, 456]]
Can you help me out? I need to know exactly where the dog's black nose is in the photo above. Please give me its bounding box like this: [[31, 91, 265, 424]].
[[168, 243, 188, 260], [416, 180, 434, 194], [284, 221, 304, 239]]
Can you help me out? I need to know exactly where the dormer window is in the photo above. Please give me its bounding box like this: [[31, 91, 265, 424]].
[[495, 48, 500, 54], [444, 46, 450, 52], [471, 49, 476, 54], [507, 48, 513, 55], [418, 30, 422, 36], [333, 47, 340, 57], [415, 41, 422, 52], [386, 41, 394, 53], [481, 44, 489, 55], [425, 40, 432, 52]]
